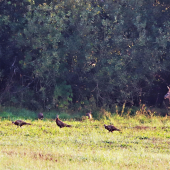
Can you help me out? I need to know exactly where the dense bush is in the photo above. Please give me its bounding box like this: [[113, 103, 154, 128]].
[[1, 0, 170, 112]]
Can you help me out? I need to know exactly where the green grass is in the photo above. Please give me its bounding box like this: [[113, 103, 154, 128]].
[[0, 111, 170, 170]]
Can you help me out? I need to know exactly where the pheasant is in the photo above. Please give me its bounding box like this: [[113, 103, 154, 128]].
[[104, 124, 120, 132], [12, 120, 31, 127], [38, 112, 44, 120], [56, 115, 72, 128], [86, 111, 93, 119]]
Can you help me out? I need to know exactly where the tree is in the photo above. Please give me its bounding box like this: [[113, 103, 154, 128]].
[[0, 0, 30, 106], [1, 0, 170, 112]]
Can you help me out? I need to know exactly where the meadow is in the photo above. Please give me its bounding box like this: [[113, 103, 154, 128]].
[[0, 108, 170, 170]]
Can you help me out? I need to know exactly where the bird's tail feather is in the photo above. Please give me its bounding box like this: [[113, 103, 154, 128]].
[[66, 125, 72, 127]]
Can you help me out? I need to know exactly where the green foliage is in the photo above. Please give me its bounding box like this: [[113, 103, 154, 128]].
[[54, 81, 73, 110], [0, 107, 37, 120], [1, 0, 170, 112], [0, 111, 14, 119]]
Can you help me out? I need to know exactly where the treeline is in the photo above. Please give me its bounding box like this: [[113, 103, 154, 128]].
[[1, 0, 170, 112]]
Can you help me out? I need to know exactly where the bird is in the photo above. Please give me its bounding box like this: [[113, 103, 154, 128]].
[[56, 115, 72, 128], [86, 111, 93, 119], [104, 124, 120, 132], [12, 120, 31, 127], [38, 112, 44, 120]]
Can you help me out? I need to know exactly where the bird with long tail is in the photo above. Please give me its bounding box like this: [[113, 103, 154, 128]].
[[56, 115, 72, 128], [12, 120, 31, 127], [104, 124, 120, 132]]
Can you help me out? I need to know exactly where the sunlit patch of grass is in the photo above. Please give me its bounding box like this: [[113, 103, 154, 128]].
[[0, 111, 170, 169]]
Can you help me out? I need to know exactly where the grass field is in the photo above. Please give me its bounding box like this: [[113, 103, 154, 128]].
[[0, 110, 170, 170]]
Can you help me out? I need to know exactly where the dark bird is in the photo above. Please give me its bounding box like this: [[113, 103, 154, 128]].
[[104, 124, 120, 132], [38, 112, 44, 120], [86, 111, 93, 119], [56, 115, 72, 128], [12, 120, 31, 127]]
